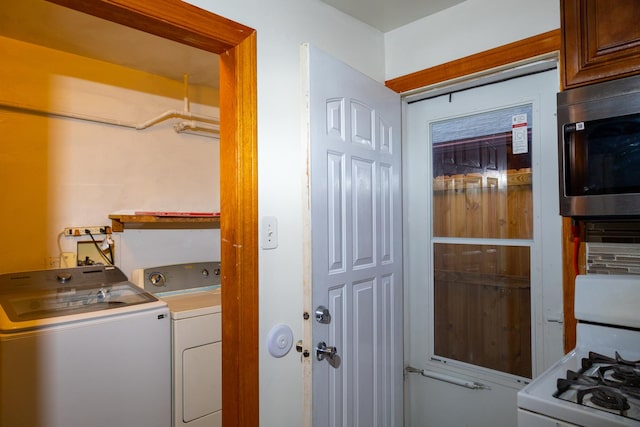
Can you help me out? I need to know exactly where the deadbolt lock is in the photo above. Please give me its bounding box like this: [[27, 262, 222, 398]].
[[315, 305, 331, 324]]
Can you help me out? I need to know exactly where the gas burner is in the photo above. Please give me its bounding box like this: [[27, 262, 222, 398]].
[[577, 387, 630, 413]]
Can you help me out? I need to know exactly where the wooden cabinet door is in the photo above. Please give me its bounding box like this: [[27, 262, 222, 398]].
[[562, 0, 640, 88]]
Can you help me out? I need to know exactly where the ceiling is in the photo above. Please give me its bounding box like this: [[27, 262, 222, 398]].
[[320, 0, 466, 32], [0, 0, 219, 88], [0, 0, 465, 89]]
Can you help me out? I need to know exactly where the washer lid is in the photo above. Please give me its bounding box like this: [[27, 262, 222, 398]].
[[0, 266, 161, 332]]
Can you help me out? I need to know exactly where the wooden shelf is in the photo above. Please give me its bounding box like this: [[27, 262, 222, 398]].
[[108, 214, 220, 232]]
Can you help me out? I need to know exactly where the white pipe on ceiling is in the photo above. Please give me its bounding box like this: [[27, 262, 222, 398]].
[[0, 99, 219, 137]]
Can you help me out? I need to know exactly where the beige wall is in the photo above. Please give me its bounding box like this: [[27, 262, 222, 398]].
[[0, 36, 220, 274]]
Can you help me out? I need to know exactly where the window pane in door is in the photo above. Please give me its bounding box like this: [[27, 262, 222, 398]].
[[431, 104, 534, 378], [433, 243, 531, 378], [432, 105, 533, 239]]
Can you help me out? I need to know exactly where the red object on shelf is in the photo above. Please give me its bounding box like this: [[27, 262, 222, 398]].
[[134, 211, 220, 217]]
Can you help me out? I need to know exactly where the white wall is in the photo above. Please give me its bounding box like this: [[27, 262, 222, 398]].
[[384, 0, 560, 80], [184, 1, 385, 425], [182, 1, 560, 426]]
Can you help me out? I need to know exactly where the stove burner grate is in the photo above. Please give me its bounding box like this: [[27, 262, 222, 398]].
[[553, 351, 640, 422], [582, 351, 640, 370]]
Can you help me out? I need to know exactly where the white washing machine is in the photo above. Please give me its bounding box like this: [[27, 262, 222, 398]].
[[0, 265, 171, 427], [132, 262, 222, 427]]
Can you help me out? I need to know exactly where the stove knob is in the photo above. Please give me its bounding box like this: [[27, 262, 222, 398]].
[[149, 272, 166, 287], [57, 272, 72, 283], [201, 269, 209, 277]]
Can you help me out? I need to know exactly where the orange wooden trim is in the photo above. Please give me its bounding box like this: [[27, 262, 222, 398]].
[[45, 2, 259, 426], [220, 31, 260, 427], [385, 29, 561, 93], [46, 0, 254, 53]]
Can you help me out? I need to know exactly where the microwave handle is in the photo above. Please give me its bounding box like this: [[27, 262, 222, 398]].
[[561, 123, 575, 164], [562, 122, 583, 160], [560, 122, 581, 200]]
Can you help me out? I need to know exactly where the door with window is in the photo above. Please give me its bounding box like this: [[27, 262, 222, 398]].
[[404, 68, 563, 426]]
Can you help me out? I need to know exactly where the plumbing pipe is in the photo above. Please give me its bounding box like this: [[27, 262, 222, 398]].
[[176, 129, 220, 139], [0, 99, 219, 133], [1, 100, 139, 129], [135, 109, 219, 130], [174, 120, 220, 132], [183, 73, 190, 113], [174, 120, 196, 132], [174, 120, 220, 139]]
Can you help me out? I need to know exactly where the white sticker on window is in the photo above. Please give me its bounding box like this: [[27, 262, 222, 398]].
[[512, 113, 528, 154]]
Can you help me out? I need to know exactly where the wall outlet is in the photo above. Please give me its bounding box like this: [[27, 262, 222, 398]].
[[46, 256, 61, 269], [63, 226, 109, 236], [60, 252, 77, 267]]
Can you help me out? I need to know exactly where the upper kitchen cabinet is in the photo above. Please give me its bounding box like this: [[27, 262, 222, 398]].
[[562, 0, 640, 88]]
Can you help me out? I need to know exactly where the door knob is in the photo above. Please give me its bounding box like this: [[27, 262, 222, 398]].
[[316, 341, 337, 362], [315, 305, 331, 324]]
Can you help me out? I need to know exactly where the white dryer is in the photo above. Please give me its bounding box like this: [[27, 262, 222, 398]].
[[132, 262, 222, 427]]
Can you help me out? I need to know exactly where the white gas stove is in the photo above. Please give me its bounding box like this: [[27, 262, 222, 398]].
[[518, 274, 640, 426]]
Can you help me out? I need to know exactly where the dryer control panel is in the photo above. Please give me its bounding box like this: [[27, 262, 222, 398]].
[[131, 261, 221, 294]]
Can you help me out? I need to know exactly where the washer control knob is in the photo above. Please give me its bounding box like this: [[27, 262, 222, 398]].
[[96, 288, 107, 301], [56, 272, 72, 283], [149, 272, 166, 287]]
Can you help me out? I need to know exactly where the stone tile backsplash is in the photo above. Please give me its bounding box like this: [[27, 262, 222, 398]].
[[586, 243, 640, 275]]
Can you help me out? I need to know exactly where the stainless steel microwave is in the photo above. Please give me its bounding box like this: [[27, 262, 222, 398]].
[[558, 74, 640, 218]]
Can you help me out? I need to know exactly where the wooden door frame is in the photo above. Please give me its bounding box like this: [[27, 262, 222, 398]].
[[46, 1, 258, 426]]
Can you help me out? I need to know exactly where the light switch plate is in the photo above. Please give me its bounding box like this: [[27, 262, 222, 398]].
[[261, 216, 278, 249]]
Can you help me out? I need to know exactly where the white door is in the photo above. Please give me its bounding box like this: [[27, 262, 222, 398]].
[[303, 44, 403, 427], [404, 68, 562, 426]]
